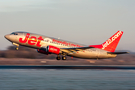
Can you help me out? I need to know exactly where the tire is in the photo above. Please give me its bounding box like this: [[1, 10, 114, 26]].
[[56, 57, 60, 60], [62, 56, 66, 60]]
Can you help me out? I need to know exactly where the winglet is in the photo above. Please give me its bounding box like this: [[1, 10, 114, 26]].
[[90, 31, 123, 52]]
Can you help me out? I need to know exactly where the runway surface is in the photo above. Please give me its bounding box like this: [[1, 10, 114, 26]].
[[0, 65, 135, 70]]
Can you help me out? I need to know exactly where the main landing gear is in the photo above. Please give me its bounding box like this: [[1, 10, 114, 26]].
[[56, 55, 61, 60], [56, 53, 67, 60], [62, 56, 66, 60]]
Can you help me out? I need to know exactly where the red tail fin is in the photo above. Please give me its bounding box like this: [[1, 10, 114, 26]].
[[90, 31, 123, 52]]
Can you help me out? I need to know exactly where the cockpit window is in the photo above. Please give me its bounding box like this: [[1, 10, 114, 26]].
[[10, 32, 18, 35]]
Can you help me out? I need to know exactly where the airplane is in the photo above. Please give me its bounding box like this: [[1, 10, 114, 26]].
[[4, 31, 128, 60]]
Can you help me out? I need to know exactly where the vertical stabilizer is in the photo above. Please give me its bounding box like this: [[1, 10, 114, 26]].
[[90, 31, 123, 52]]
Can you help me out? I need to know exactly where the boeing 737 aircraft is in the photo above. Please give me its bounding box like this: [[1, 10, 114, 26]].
[[5, 31, 128, 60]]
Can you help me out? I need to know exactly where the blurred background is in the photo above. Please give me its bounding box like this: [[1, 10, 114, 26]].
[[0, 1, 135, 90], [0, 0, 135, 51], [0, 0, 135, 65]]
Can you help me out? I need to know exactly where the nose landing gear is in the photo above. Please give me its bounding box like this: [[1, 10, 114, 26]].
[[16, 47, 19, 50], [13, 43, 19, 50]]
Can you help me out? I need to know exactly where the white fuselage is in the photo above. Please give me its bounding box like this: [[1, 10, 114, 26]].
[[5, 32, 117, 59]]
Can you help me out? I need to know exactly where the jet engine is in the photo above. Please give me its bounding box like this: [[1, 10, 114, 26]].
[[37, 48, 50, 55], [37, 45, 60, 55], [46, 45, 60, 55]]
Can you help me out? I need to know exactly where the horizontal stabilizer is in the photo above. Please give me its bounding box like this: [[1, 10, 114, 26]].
[[107, 52, 129, 54]]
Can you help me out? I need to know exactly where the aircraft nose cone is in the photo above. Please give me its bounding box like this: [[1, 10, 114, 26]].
[[4, 34, 10, 40]]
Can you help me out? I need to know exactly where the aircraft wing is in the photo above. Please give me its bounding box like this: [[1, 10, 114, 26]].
[[60, 46, 94, 54], [60, 47, 129, 55]]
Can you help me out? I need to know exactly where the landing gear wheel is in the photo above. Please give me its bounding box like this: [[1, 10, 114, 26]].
[[61, 52, 67, 60], [56, 55, 61, 60], [62, 56, 66, 60], [16, 47, 19, 50], [12, 43, 19, 50]]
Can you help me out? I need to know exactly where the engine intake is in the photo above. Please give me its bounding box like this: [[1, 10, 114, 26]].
[[37, 48, 50, 55]]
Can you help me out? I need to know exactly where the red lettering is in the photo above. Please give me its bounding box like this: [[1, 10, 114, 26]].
[[38, 36, 43, 40], [36, 36, 43, 47], [36, 40, 42, 47], [53, 39, 57, 42], [77, 45, 80, 47], [57, 41, 60, 43], [19, 33, 30, 43], [19, 33, 43, 47], [52, 39, 83, 47], [71, 44, 75, 47], [28, 36, 37, 45]]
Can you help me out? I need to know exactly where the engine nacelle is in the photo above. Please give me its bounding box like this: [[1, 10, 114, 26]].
[[46, 45, 60, 55], [37, 48, 50, 55], [37, 45, 60, 55]]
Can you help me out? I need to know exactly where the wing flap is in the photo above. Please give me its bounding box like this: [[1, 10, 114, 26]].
[[107, 52, 129, 54], [61, 46, 94, 50], [60, 46, 94, 54]]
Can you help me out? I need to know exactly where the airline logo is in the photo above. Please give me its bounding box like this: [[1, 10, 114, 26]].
[[50, 48, 57, 51], [19, 33, 83, 47], [19, 33, 43, 47], [102, 31, 123, 49]]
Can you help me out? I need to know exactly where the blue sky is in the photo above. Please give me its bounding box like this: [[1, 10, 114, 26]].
[[0, 0, 135, 51]]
